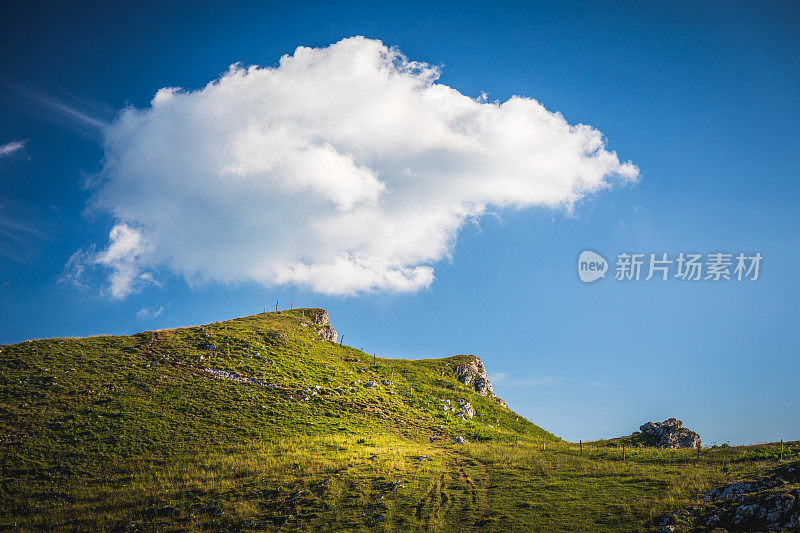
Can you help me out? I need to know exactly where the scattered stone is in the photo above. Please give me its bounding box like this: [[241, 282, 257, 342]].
[[659, 460, 800, 531], [453, 436, 468, 444], [458, 400, 475, 419], [364, 381, 378, 388], [381, 379, 392, 386]]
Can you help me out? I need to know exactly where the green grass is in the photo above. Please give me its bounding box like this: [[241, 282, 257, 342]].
[[0, 309, 795, 531]]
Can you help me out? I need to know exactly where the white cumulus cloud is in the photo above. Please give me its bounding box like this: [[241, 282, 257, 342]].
[[79, 36, 638, 297]]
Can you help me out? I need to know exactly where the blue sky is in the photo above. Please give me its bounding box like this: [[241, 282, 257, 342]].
[[1, 1, 798, 444]]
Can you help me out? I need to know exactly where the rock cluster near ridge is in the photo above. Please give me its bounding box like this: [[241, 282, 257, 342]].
[[453, 355, 508, 408], [638, 418, 701, 449], [309, 309, 337, 342]]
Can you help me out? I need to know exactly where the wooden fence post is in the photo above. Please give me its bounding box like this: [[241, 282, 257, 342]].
[[580, 440, 582, 456], [622, 443, 626, 462]]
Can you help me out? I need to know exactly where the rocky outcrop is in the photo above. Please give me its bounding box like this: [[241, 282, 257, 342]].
[[308, 308, 337, 342], [454, 357, 493, 395], [655, 461, 800, 531], [638, 418, 701, 449], [452, 355, 508, 408]]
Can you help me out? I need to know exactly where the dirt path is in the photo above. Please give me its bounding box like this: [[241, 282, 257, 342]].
[[387, 418, 492, 531], [449, 449, 491, 531]]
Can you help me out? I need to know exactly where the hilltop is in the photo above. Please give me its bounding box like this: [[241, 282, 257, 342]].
[[1, 309, 798, 531]]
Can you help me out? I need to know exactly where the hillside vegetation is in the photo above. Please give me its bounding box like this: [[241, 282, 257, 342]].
[[1, 309, 797, 531]]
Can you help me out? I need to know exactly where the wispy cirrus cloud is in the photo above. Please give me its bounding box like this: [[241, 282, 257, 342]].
[[490, 372, 565, 387], [71, 36, 638, 298], [2, 84, 110, 138], [0, 202, 45, 261], [0, 140, 26, 157], [28, 92, 108, 133], [137, 305, 165, 319]]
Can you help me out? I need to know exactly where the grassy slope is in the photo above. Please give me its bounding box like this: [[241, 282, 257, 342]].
[[0, 309, 796, 531]]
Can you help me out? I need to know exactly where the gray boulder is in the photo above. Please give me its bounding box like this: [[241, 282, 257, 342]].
[[458, 399, 475, 419], [639, 418, 701, 449]]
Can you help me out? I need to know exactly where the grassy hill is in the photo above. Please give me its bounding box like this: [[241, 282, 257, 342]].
[[1, 309, 797, 531]]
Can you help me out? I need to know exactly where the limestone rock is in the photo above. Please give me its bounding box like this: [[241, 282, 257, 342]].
[[660, 460, 800, 532], [458, 399, 475, 419], [308, 308, 337, 342], [639, 418, 701, 449], [452, 355, 509, 408]]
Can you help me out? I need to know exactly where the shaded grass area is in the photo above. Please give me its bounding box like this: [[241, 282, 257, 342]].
[[0, 309, 794, 531]]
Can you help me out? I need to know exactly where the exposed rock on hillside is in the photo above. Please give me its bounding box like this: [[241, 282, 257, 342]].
[[453, 355, 509, 409], [308, 308, 337, 342], [655, 460, 800, 531], [638, 418, 701, 449]]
